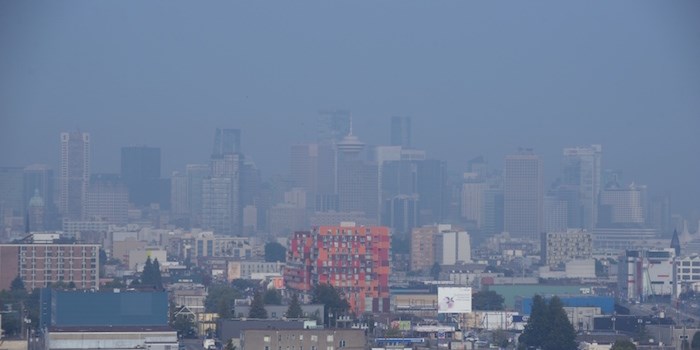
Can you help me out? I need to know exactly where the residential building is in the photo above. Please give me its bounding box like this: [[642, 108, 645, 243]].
[[540, 229, 593, 268], [59, 131, 90, 220], [193, 233, 254, 259], [504, 150, 543, 240], [212, 128, 242, 156], [410, 225, 439, 272], [461, 173, 488, 228], [186, 163, 210, 227], [544, 195, 568, 233], [0, 243, 99, 290], [170, 171, 189, 219], [233, 304, 324, 320], [285, 223, 391, 313]]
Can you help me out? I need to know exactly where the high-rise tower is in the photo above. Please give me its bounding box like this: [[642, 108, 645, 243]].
[[390, 116, 411, 148], [504, 150, 543, 240], [59, 131, 90, 220], [120, 146, 162, 207], [562, 145, 602, 230]]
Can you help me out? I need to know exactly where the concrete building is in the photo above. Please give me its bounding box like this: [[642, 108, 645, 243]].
[[84, 174, 129, 225], [45, 326, 177, 350], [24, 164, 56, 228], [285, 223, 391, 313], [193, 233, 255, 259], [0, 243, 99, 290], [60, 131, 90, 220], [544, 195, 568, 233], [460, 175, 488, 228], [598, 183, 646, 226], [226, 261, 285, 280], [240, 329, 366, 350], [504, 151, 543, 241], [234, 303, 324, 320], [410, 225, 439, 272], [541, 229, 593, 268], [170, 171, 189, 219], [268, 204, 307, 235], [434, 225, 471, 265], [619, 248, 676, 302], [218, 319, 307, 350]]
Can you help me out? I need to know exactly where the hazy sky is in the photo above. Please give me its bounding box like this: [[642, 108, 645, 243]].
[[1, 1, 699, 213]]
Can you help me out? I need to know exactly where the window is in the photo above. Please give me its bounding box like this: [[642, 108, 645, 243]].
[[326, 335, 333, 342], [311, 335, 318, 342]]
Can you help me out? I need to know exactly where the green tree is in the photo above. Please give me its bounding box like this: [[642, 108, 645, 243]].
[[264, 242, 286, 262], [263, 289, 282, 305], [430, 262, 441, 280], [611, 340, 637, 350], [141, 256, 163, 289], [692, 331, 700, 349], [10, 275, 25, 291], [519, 295, 550, 349], [286, 293, 304, 318], [472, 290, 505, 311], [152, 258, 163, 289], [248, 291, 268, 318], [103, 278, 126, 289], [205, 284, 241, 318], [172, 314, 195, 337], [311, 283, 350, 321], [543, 296, 577, 350]]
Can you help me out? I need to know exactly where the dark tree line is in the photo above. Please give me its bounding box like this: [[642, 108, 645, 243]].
[[518, 295, 577, 350]]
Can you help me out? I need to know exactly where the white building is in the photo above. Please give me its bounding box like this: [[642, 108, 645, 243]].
[[619, 248, 676, 302], [460, 174, 487, 228], [435, 225, 471, 265]]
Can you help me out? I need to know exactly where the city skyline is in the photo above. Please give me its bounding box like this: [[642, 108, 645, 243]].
[[1, 1, 699, 214]]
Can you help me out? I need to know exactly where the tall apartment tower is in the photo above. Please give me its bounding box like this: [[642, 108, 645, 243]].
[[60, 131, 90, 220], [390, 116, 411, 148], [504, 150, 543, 240], [562, 145, 602, 230]]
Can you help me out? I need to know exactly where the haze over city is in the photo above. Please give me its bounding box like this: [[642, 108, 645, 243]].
[[1, 2, 700, 350], [1, 1, 699, 212]]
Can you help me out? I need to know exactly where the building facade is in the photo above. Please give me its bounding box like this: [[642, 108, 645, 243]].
[[562, 145, 602, 230], [285, 223, 391, 313], [504, 151, 543, 241], [0, 243, 100, 290], [540, 229, 593, 268], [241, 328, 366, 350], [60, 131, 90, 220]]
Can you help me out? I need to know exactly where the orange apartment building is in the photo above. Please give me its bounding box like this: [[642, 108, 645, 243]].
[[284, 222, 391, 314]]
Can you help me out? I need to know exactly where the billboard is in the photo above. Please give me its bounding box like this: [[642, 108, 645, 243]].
[[437, 287, 472, 314]]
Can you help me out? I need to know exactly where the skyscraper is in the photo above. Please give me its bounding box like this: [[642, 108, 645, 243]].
[[335, 125, 379, 222], [562, 145, 602, 230], [120, 146, 162, 207], [317, 110, 350, 142], [390, 116, 411, 148], [204, 153, 243, 234], [60, 131, 90, 220], [186, 164, 210, 227], [84, 174, 128, 225], [212, 128, 242, 157], [504, 150, 543, 240]]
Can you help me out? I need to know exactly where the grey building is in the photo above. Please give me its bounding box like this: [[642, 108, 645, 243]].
[[234, 304, 324, 322], [390, 116, 411, 148], [120, 146, 162, 207], [59, 131, 90, 220], [241, 329, 366, 350], [504, 150, 543, 240]]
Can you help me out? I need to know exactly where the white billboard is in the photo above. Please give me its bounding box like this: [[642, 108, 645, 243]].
[[437, 287, 472, 314]]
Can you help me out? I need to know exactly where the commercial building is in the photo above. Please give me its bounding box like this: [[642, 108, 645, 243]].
[[504, 151, 543, 241], [84, 174, 129, 225], [120, 146, 165, 208], [193, 232, 255, 259], [562, 145, 602, 230], [390, 116, 412, 148], [60, 131, 90, 220], [434, 226, 471, 265], [285, 223, 391, 313], [240, 329, 366, 350], [541, 229, 593, 268], [618, 248, 676, 302], [0, 243, 100, 290], [599, 183, 646, 226]]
